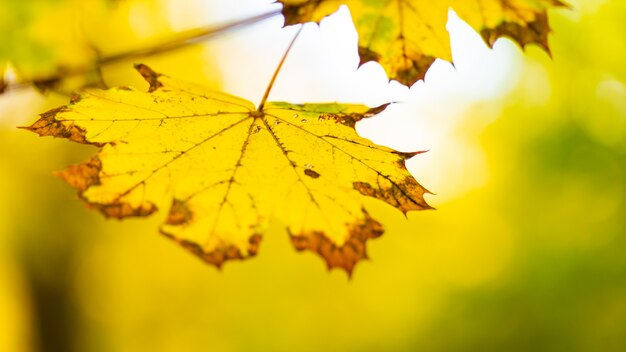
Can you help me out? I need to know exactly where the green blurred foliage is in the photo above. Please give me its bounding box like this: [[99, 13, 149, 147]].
[[0, 0, 102, 79], [0, 0, 222, 93], [1, 0, 625, 351], [410, 1, 626, 349]]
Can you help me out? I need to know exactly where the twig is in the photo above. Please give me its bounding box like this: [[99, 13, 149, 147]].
[[3, 8, 283, 94]]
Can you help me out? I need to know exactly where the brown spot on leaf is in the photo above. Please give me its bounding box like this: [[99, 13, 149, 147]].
[[161, 231, 262, 268], [318, 113, 359, 128], [90, 201, 157, 219], [304, 169, 320, 178], [394, 54, 437, 86], [55, 157, 102, 192], [70, 93, 82, 103], [134, 64, 163, 92], [479, 0, 569, 55], [353, 177, 432, 214], [289, 210, 383, 276], [481, 14, 553, 53], [358, 46, 382, 67], [53, 156, 156, 218], [318, 104, 388, 128], [166, 198, 193, 226], [280, 1, 335, 26], [281, 4, 308, 25]]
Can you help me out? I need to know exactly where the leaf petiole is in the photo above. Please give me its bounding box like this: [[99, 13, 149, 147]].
[[257, 25, 304, 112]]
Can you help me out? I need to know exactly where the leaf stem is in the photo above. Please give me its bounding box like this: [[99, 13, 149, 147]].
[[257, 25, 304, 112]]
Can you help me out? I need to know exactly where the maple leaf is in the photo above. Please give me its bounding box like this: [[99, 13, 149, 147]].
[[24, 65, 431, 275], [278, 0, 567, 86]]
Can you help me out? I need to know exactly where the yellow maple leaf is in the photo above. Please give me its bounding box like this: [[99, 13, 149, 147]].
[[25, 65, 431, 274], [278, 0, 567, 86]]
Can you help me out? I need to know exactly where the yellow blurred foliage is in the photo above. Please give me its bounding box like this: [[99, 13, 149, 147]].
[[1, 0, 625, 351]]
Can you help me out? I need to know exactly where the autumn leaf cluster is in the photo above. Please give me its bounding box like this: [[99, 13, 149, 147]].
[[21, 0, 563, 274]]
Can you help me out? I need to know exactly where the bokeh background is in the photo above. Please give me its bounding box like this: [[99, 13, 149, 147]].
[[1, 0, 625, 351]]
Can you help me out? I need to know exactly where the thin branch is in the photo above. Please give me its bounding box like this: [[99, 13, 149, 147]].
[[257, 25, 304, 112], [3, 8, 283, 94], [100, 8, 282, 65]]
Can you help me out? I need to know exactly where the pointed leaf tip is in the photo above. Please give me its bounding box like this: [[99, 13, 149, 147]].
[[289, 210, 383, 275], [22, 106, 104, 146], [134, 63, 163, 92]]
